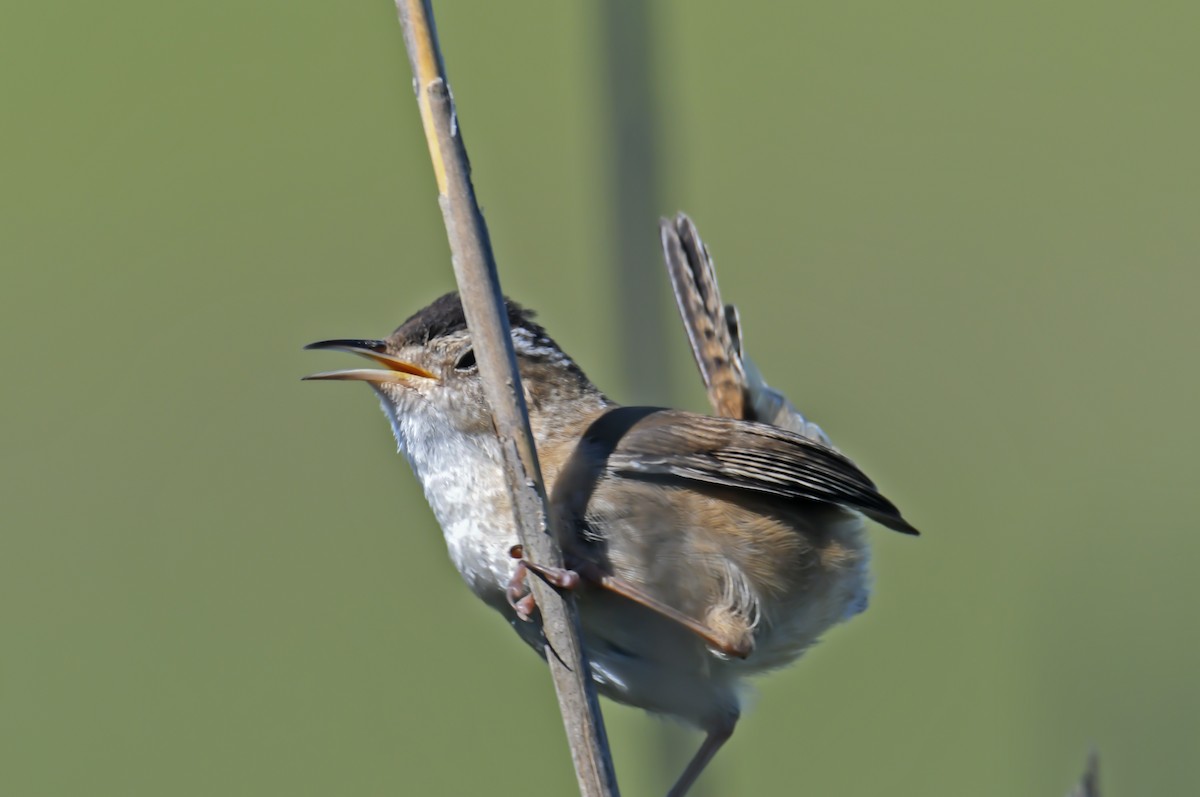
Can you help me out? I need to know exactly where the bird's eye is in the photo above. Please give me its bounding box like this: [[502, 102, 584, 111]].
[[454, 348, 477, 372]]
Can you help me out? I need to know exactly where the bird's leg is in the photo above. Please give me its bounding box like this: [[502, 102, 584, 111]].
[[508, 546, 752, 659], [667, 718, 737, 797]]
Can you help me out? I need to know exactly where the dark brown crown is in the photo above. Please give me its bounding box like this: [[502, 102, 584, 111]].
[[389, 292, 551, 347]]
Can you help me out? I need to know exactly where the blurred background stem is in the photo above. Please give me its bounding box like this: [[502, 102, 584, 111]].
[[597, 2, 713, 794], [599, 0, 671, 409]]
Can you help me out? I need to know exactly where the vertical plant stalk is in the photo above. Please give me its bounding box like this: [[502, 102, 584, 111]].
[[390, 2, 620, 795]]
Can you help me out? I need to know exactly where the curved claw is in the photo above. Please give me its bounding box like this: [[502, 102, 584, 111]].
[[505, 559, 534, 622]]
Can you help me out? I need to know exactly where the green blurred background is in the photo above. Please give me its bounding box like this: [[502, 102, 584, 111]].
[[3, 1, 1198, 795]]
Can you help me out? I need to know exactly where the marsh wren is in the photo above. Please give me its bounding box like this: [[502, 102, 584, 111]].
[[306, 279, 916, 796]]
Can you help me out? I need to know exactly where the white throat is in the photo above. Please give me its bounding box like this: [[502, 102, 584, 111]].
[[375, 393, 519, 604]]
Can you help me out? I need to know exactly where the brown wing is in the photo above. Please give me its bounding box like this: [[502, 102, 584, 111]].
[[585, 406, 918, 536]]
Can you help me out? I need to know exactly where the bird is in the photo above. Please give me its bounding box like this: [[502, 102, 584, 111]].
[[305, 260, 916, 797]]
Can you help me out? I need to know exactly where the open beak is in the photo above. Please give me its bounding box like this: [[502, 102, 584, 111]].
[[302, 339, 438, 384]]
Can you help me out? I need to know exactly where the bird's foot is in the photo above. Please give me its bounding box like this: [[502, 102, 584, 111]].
[[504, 560, 539, 621], [506, 545, 582, 622]]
